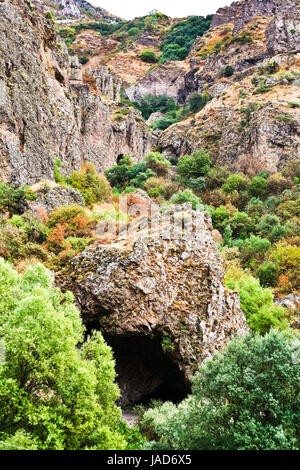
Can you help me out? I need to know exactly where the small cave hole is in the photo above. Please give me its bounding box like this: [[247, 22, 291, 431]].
[[117, 154, 124, 164]]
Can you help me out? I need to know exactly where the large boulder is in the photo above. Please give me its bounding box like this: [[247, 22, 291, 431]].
[[62, 204, 249, 405], [21, 185, 84, 215]]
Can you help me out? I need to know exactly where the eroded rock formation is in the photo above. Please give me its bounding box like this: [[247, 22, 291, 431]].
[[0, 0, 152, 185], [62, 205, 249, 405], [211, 0, 300, 33]]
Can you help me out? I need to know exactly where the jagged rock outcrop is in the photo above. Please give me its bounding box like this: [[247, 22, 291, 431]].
[[32, 0, 121, 23], [0, 0, 152, 185], [212, 0, 300, 33], [266, 9, 300, 55], [85, 66, 122, 102], [62, 204, 249, 405], [125, 62, 189, 104], [157, 1, 300, 173], [21, 184, 84, 215]]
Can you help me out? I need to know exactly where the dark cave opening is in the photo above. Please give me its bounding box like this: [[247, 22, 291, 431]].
[[116, 154, 124, 164], [103, 334, 190, 406]]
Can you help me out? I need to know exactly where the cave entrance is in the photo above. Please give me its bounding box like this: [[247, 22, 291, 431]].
[[103, 334, 190, 407], [117, 154, 124, 164]]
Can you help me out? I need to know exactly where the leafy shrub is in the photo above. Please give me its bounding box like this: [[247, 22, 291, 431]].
[[143, 331, 300, 450], [10, 213, 49, 244], [170, 189, 202, 210], [239, 235, 271, 266], [143, 177, 167, 198], [248, 176, 268, 198], [256, 214, 286, 242], [186, 177, 206, 191], [177, 150, 211, 184], [139, 50, 157, 63], [135, 94, 178, 120], [54, 158, 65, 184], [0, 183, 35, 215], [126, 162, 155, 187], [227, 211, 253, 239], [223, 65, 234, 77], [152, 117, 178, 130], [256, 261, 278, 287], [222, 174, 248, 194], [269, 242, 300, 293], [187, 92, 211, 113], [70, 163, 112, 205], [48, 204, 87, 229], [225, 274, 289, 333], [0, 225, 24, 260], [160, 15, 212, 62], [144, 152, 170, 177], [0, 260, 127, 449], [211, 206, 231, 232]]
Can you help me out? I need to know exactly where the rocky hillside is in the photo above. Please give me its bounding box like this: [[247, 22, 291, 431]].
[[32, 0, 121, 22], [0, 0, 152, 185]]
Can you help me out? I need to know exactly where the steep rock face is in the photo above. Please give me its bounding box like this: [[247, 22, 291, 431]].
[[85, 66, 122, 102], [32, 0, 121, 23], [125, 62, 189, 104], [0, 0, 152, 185], [266, 10, 300, 55], [212, 0, 300, 33], [158, 5, 300, 173], [62, 205, 249, 404], [160, 96, 300, 173]]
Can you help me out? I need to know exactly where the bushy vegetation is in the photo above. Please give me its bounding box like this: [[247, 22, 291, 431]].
[[134, 94, 179, 120], [69, 163, 112, 205], [134, 92, 212, 130], [0, 260, 129, 449], [0, 183, 36, 215], [142, 331, 300, 450], [54, 161, 112, 206], [139, 50, 157, 63], [160, 15, 212, 62]]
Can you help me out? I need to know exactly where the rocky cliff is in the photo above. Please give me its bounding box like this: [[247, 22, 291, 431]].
[[62, 204, 249, 405], [211, 0, 300, 32], [0, 0, 152, 185], [156, 4, 300, 173], [32, 0, 121, 22]]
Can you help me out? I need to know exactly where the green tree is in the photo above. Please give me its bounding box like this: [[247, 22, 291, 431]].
[[70, 163, 112, 205], [143, 331, 300, 450], [144, 152, 170, 177], [257, 261, 278, 287], [225, 274, 289, 333], [177, 150, 211, 184], [223, 65, 234, 77], [187, 92, 211, 113], [257, 214, 286, 242], [170, 189, 202, 210], [222, 174, 248, 194], [0, 183, 35, 216], [139, 50, 157, 63], [248, 176, 268, 198], [0, 259, 125, 450], [136, 94, 178, 120]]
